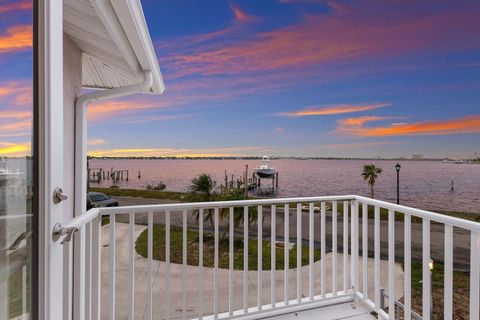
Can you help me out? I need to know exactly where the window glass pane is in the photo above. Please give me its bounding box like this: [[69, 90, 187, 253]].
[[0, 1, 34, 319]]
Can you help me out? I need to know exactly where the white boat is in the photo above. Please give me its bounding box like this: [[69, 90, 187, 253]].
[[254, 156, 277, 178]]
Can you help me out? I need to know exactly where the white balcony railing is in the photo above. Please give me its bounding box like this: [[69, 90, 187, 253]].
[[55, 195, 480, 320]]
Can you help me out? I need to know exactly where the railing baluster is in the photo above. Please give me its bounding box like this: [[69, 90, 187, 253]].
[[297, 203, 302, 302], [228, 207, 233, 316], [404, 214, 412, 320], [388, 209, 395, 319], [332, 201, 338, 296], [91, 216, 101, 320], [258, 205, 263, 310], [374, 206, 381, 310], [444, 224, 452, 320], [284, 204, 289, 305], [243, 206, 249, 313], [343, 201, 349, 293], [362, 203, 368, 299], [128, 213, 135, 320], [422, 219, 431, 320], [271, 204, 276, 307], [85, 220, 92, 319], [182, 209, 187, 320], [63, 241, 73, 320], [321, 202, 326, 298], [470, 231, 479, 320], [165, 210, 171, 320], [199, 209, 204, 319], [109, 214, 116, 320], [147, 211, 153, 320], [309, 202, 314, 300], [214, 207, 219, 318], [351, 201, 359, 292]]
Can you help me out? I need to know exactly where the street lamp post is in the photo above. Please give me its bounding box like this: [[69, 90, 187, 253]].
[[395, 163, 401, 204]]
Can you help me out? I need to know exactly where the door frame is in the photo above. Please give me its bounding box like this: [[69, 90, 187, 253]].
[[37, 1, 65, 319]]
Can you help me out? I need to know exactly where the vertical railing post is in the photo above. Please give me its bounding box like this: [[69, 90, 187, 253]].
[[388, 210, 395, 319], [470, 231, 480, 320], [332, 201, 338, 296], [271, 205, 276, 307], [443, 225, 453, 320], [109, 214, 116, 320], [91, 216, 101, 320], [243, 206, 249, 313], [351, 200, 358, 292], [374, 206, 381, 310], [296, 203, 302, 302], [182, 209, 187, 320], [147, 211, 153, 320], [214, 208, 219, 318], [404, 214, 412, 320], [422, 219, 431, 320], [320, 202, 326, 298], [284, 204, 290, 305], [258, 206, 263, 310], [199, 209, 205, 319], [228, 207, 233, 316], [128, 213, 135, 320], [309, 202, 314, 300], [165, 211, 171, 320], [362, 203, 368, 299], [343, 201, 349, 293]]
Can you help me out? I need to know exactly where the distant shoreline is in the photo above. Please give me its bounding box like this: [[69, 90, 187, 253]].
[[89, 156, 450, 161]]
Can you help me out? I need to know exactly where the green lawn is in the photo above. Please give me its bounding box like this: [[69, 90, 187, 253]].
[[135, 225, 320, 270], [407, 262, 470, 319]]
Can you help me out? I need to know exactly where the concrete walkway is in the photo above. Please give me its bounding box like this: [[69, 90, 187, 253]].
[[101, 222, 404, 320]]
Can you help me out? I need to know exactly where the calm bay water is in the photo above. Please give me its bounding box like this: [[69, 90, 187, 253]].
[[89, 159, 480, 214]]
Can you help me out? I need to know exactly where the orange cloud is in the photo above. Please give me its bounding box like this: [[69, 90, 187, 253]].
[[87, 100, 171, 121], [337, 115, 480, 137], [337, 115, 389, 127], [0, 142, 30, 156], [280, 103, 390, 117], [0, 1, 32, 14], [0, 25, 32, 53]]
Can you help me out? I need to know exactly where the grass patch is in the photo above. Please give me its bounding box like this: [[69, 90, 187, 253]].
[[405, 262, 470, 319], [89, 187, 208, 203], [135, 225, 320, 270]]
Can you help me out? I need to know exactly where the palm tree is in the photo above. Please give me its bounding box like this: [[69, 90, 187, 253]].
[[361, 164, 382, 198], [189, 173, 216, 199], [189, 174, 216, 229]]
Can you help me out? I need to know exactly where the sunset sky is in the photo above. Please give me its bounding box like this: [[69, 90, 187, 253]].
[[1, 0, 480, 158]]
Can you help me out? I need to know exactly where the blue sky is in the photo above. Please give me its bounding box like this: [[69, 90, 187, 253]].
[[1, 0, 480, 158]]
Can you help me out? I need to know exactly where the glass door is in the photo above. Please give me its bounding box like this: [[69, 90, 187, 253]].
[[0, 1, 36, 319]]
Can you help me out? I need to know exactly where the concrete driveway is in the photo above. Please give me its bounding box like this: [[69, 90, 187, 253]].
[[101, 222, 404, 320]]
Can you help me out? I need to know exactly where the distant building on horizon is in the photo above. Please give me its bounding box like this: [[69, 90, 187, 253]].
[[412, 154, 424, 160]]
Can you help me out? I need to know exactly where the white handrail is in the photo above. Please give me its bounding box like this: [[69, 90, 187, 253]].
[[355, 196, 480, 232]]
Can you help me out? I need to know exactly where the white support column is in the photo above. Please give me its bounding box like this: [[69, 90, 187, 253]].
[[38, 1, 65, 319]]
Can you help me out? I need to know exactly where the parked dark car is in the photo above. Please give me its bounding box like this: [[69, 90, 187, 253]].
[[87, 192, 119, 210]]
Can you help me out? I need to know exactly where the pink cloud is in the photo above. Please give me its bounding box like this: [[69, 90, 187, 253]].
[[0, 1, 32, 14], [160, 0, 480, 79], [230, 4, 256, 23]]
